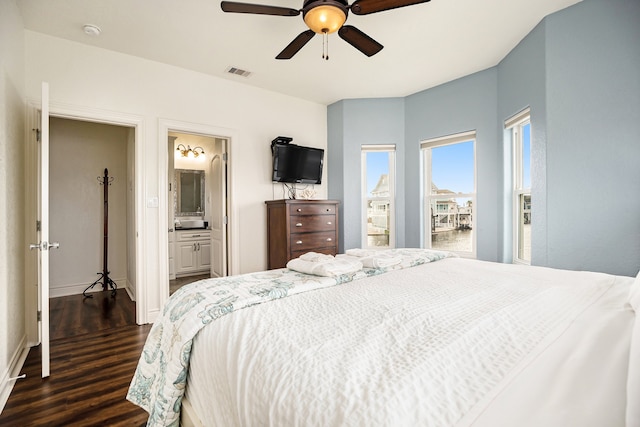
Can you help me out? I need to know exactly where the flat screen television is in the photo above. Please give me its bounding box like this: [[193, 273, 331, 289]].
[[272, 143, 324, 184]]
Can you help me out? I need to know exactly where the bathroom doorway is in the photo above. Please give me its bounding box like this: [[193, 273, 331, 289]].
[[167, 131, 229, 294]]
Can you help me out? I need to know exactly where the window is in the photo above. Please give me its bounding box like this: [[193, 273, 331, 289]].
[[421, 131, 476, 257], [506, 108, 531, 264], [361, 145, 396, 248]]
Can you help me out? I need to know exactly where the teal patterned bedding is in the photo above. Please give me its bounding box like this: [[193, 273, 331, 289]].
[[126, 249, 451, 427]]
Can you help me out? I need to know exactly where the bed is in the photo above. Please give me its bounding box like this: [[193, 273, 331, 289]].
[[127, 249, 639, 427]]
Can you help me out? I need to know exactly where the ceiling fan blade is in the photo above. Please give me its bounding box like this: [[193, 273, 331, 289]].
[[338, 25, 383, 57], [221, 1, 300, 16], [350, 0, 430, 15], [276, 30, 315, 59]]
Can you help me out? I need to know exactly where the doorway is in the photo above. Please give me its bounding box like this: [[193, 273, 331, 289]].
[[167, 131, 229, 295], [48, 117, 137, 336], [49, 118, 133, 297], [25, 100, 146, 353]]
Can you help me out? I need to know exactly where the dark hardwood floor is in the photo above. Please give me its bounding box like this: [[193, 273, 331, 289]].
[[0, 289, 151, 426], [170, 273, 210, 295]]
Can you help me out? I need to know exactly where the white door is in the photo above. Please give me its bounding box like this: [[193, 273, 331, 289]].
[[29, 82, 58, 378], [168, 136, 177, 280], [210, 140, 227, 278]]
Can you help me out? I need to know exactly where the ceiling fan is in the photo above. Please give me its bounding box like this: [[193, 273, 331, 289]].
[[220, 0, 431, 59]]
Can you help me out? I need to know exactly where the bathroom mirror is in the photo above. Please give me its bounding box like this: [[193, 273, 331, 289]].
[[175, 169, 205, 216]]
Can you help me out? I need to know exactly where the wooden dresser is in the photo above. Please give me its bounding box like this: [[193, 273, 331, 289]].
[[265, 199, 340, 269]]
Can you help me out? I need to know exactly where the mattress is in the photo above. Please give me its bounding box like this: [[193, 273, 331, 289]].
[[182, 257, 637, 427]]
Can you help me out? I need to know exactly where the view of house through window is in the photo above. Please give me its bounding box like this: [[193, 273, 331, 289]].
[[421, 132, 476, 256], [507, 108, 531, 263], [361, 145, 395, 248]]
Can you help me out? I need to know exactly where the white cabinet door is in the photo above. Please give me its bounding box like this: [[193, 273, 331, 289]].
[[199, 242, 212, 270], [176, 242, 198, 274], [174, 231, 211, 277]]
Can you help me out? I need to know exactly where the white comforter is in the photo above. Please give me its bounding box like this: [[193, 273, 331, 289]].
[[185, 258, 637, 427], [127, 249, 452, 426]]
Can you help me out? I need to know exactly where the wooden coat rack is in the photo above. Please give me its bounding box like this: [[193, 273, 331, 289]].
[[84, 168, 117, 298]]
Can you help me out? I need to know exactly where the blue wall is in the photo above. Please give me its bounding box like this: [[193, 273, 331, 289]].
[[328, 0, 640, 276], [542, 0, 640, 275], [404, 69, 499, 260], [327, 102, 345, 251], [497, 19, 548, 265], [326, 98, 405, 252]]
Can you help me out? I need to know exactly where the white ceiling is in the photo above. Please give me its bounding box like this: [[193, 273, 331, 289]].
[[16, 0, 581, 105]]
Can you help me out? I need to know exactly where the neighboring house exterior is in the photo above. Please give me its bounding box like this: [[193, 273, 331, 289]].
[[367, 174, 391, 244], [430, 183, 473, 232]]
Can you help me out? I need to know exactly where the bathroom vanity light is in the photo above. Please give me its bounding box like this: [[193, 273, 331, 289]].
[[176, 144, 205, 159]]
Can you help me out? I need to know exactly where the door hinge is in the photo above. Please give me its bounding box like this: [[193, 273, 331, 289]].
[[36, 220, 41, 232], [37, 310, 41, 321], [223, 216, 228, 225], [222, 152, 228, 162], [33, 128, 41, 142]]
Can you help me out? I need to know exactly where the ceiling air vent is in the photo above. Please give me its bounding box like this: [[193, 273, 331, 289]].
[[225, 67, 252, 78]]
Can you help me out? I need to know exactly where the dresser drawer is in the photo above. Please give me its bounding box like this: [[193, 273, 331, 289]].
[[290, 231, 336, 251], [290, 215, 336, 233], [288, 203, 336, 216]]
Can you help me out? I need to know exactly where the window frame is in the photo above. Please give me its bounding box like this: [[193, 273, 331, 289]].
[[507, 108, 531, 265], [361, 145, 396, 249], [421, 131, 477, 258]]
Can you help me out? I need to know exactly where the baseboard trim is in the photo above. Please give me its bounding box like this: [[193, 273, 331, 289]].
[[0, 335, 29, 414], [125, 279, 136, 301]]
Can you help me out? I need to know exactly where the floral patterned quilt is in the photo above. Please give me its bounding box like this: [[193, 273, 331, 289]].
[[126, 249, 452, 426]]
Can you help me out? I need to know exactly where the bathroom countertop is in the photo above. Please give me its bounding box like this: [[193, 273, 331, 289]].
[[174, 227, 210, 231]]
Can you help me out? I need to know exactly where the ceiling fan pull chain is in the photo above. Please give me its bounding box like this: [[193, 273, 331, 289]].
[[322, 30, 326, 60], [326, 32, 329, 60]]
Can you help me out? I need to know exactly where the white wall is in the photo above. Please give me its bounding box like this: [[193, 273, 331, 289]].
[[24, 31, 327, 321], [0, 0, 26, 410], [49, 117, 129, 297]]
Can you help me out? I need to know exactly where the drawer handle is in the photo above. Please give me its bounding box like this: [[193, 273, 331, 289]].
[[326, 208, 331, 212], [326, 238, 332, 242], [297, 208, 302, 212], [192, 234, 200, 237], [327, 221, 332, 225], [295, 223, 303, 227], [296, 240, 303, 245]]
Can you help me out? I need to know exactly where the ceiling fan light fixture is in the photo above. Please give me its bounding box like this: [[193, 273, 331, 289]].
[[304, 3, 347, 34]]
